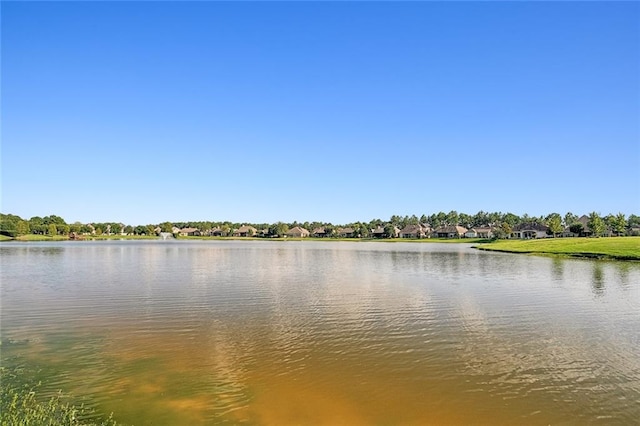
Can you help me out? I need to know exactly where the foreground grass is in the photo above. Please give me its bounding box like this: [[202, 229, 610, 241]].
[[0, 366, 120, 426], [475, 237, 640, 261]]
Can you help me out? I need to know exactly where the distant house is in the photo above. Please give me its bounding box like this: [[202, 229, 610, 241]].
[[172, 226, 181, 234], [399, 224, 430, 239], [180, 227, 200, 236], [464, 227, 493, 239], [209, 227, 224, 237], [312, 227, 327, 238], [234, 225, 257, 237], [287, 226, 310, 238], [511, 223, 549, 239], [337, 227, 356, 238], [371, 225, 400, 238], [434, 225, 467, 238]]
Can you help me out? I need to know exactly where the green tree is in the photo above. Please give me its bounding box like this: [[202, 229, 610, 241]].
[[446, 210, 459, 226], [160, 222, 174, 233], [569, 223, 584, 236], [16, 220, 30, 235], [612, 213, 627, 236], [269, 222, 289, 237], [587, 212, 606, 237], [546, 213, 563, 237], [383, 224, 396, 238], [564, 212, 578, 227], [47, 224, 58, 236], [501, 213, 520, 227], [493, 222, 512, 239]]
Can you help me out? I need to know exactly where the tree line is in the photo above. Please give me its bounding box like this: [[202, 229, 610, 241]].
[[1, 211, 639, 238]]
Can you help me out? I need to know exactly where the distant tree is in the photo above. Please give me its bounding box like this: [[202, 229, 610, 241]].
[[458, 213, 472, 228], [43, 215, 67, 225], [16, 220, 30, 235], [383, 224, 396, 238], [389, 215, 402, 227], [47, 224, 57, 236], [355, 223, 370, 238], [269, 222, 288, 237], [58, 224, 70, 235], [160, 222, 173, 233], [446, 210, 459, 226], [603, 214, 616, 232], [324, 224, 336, 237], [493, 222, 512, 239], [612, 213, 627, 236], [564, 212, 578, 227], [502, 213, 520, 227], [472, 211, 489, 227], [569, 223, 584, 236], [587, 212, 606, 237], [628, 214, 640, 228], [420, 214, 428, 224], [546, 213, 563, 237]]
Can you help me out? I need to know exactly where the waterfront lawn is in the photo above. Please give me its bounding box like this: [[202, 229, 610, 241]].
[[14, 234, 69, 241], [476, 237, 640, 260]]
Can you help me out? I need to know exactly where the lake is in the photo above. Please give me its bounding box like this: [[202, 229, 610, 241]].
[[1, 240, 639, 425]]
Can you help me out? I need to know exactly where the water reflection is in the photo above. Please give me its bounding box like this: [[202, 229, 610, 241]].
[[592, 263, 605, 296], [551, 257, 564, 281], [1, 241, 639, 425]]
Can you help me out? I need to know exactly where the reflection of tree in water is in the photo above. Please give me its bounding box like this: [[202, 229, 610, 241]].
[[591, 263, 605, 296], [551, 258, 564, 281], [614, 262, 632, 289]]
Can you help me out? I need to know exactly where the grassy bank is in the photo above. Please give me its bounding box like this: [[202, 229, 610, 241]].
[[475, 237, 640, 261], [0, 366, 121, 426]]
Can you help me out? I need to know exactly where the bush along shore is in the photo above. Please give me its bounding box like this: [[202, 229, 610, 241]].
[[474, 237, 640, 261], [0, 365, 121, 426]]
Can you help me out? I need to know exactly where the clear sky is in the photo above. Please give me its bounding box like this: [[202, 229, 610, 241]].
[[2, 1, 639, 225]]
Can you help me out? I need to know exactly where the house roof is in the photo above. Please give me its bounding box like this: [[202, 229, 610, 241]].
[[400, 224, 425, 234], [287, 226, 309, 236], [435, 225, 468, 234], [180, 227, 199, 233], [338, 227, 355, 234], [372, 226, 386, 234], [312, 227, 326, 234], [236, 225, 257, 233]]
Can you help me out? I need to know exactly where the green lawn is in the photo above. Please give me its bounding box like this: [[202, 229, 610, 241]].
[[475, 237, 640, 261], [12, 234, 69, 241]]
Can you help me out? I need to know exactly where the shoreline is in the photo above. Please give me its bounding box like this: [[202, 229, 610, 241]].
[[3, 235, 638, 261], [474, 237, 640, 262]]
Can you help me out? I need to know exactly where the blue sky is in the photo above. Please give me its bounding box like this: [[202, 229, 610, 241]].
[[2, 1, 639, 225]]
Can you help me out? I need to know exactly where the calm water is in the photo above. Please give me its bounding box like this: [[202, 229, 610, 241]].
[[1, 241, 639, 425]]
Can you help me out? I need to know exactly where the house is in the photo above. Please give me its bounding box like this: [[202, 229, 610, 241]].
[[399, 224, 430, 239], [208, 227, 225, 237], [234, 225, 257, 237], [312, 227, 327, 238], [286, 226, 310, 238], [371, 225, 400, 238], [434, 225, 468, 238], [465, 227, 493, 239], [337, 227, 355, 238], [511, 223, 549, 239], [179, 227, 200, 236]]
